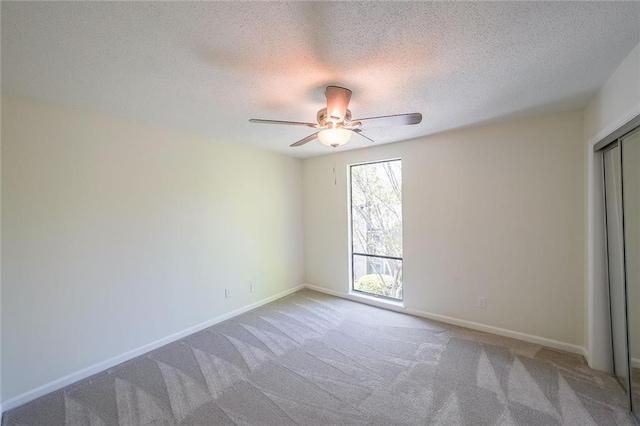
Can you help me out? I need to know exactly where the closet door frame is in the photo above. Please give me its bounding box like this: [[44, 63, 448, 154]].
[[597, 116, 640, 417], [620, 126, 640, 415], [601, 141, 631, 401]]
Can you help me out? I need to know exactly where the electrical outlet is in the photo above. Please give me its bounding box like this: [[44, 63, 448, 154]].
[[477, 296, 486, 309], [225, 289, 231, 299]]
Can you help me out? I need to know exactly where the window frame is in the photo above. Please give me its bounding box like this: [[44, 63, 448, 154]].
[[348, 158, 403, 302]]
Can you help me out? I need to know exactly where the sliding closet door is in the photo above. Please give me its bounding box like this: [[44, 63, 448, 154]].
[[622, 129, 640, 414], [604, 144, 630, 391]]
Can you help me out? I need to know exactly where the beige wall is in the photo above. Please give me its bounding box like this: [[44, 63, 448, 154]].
[[584, 40, 640, 372], [303, 110, 585, 346], [1, 96, 304, 401]]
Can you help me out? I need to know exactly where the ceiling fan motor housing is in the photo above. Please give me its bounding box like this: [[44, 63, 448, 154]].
[[317, 107, 352, 128]]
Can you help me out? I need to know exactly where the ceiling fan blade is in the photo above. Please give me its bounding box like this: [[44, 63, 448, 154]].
[[249, 119, 318, 128], [350, 113, 422, 128], [290, 132, 319, 147], [352, 129, 375, 143], [325, 86, 352, 122]]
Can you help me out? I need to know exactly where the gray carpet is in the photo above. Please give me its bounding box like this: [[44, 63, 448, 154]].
[[2, 289, 635, 425]]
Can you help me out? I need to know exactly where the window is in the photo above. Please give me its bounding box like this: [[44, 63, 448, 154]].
[[350, 159, 403, 300]]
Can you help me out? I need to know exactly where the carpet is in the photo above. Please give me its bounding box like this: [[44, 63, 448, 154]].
[[2, 289, 635, 425]]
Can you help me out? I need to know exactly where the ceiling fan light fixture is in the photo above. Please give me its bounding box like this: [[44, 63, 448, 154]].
[[318, 128, 352, 147]]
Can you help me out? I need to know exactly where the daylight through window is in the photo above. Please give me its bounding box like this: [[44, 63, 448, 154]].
[[350, 159, 403, 300]]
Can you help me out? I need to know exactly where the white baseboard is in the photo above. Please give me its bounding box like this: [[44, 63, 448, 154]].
[[304, 284, 586, 357], [632, 357, 640, 369], [1, 284, 305, 413], [0, 283, 593, 413]]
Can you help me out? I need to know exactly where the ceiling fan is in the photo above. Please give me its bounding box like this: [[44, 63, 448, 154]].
[[249, 86, 422, 148]]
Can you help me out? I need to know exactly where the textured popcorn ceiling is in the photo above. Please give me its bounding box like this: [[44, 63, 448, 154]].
[[2, 2, 640, 158]]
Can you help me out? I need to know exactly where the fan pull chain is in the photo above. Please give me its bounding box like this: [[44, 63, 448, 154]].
[[333, 163, 337, 186]]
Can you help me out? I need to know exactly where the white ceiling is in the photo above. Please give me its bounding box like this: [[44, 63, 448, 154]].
[[2, 2, 640, 158]]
